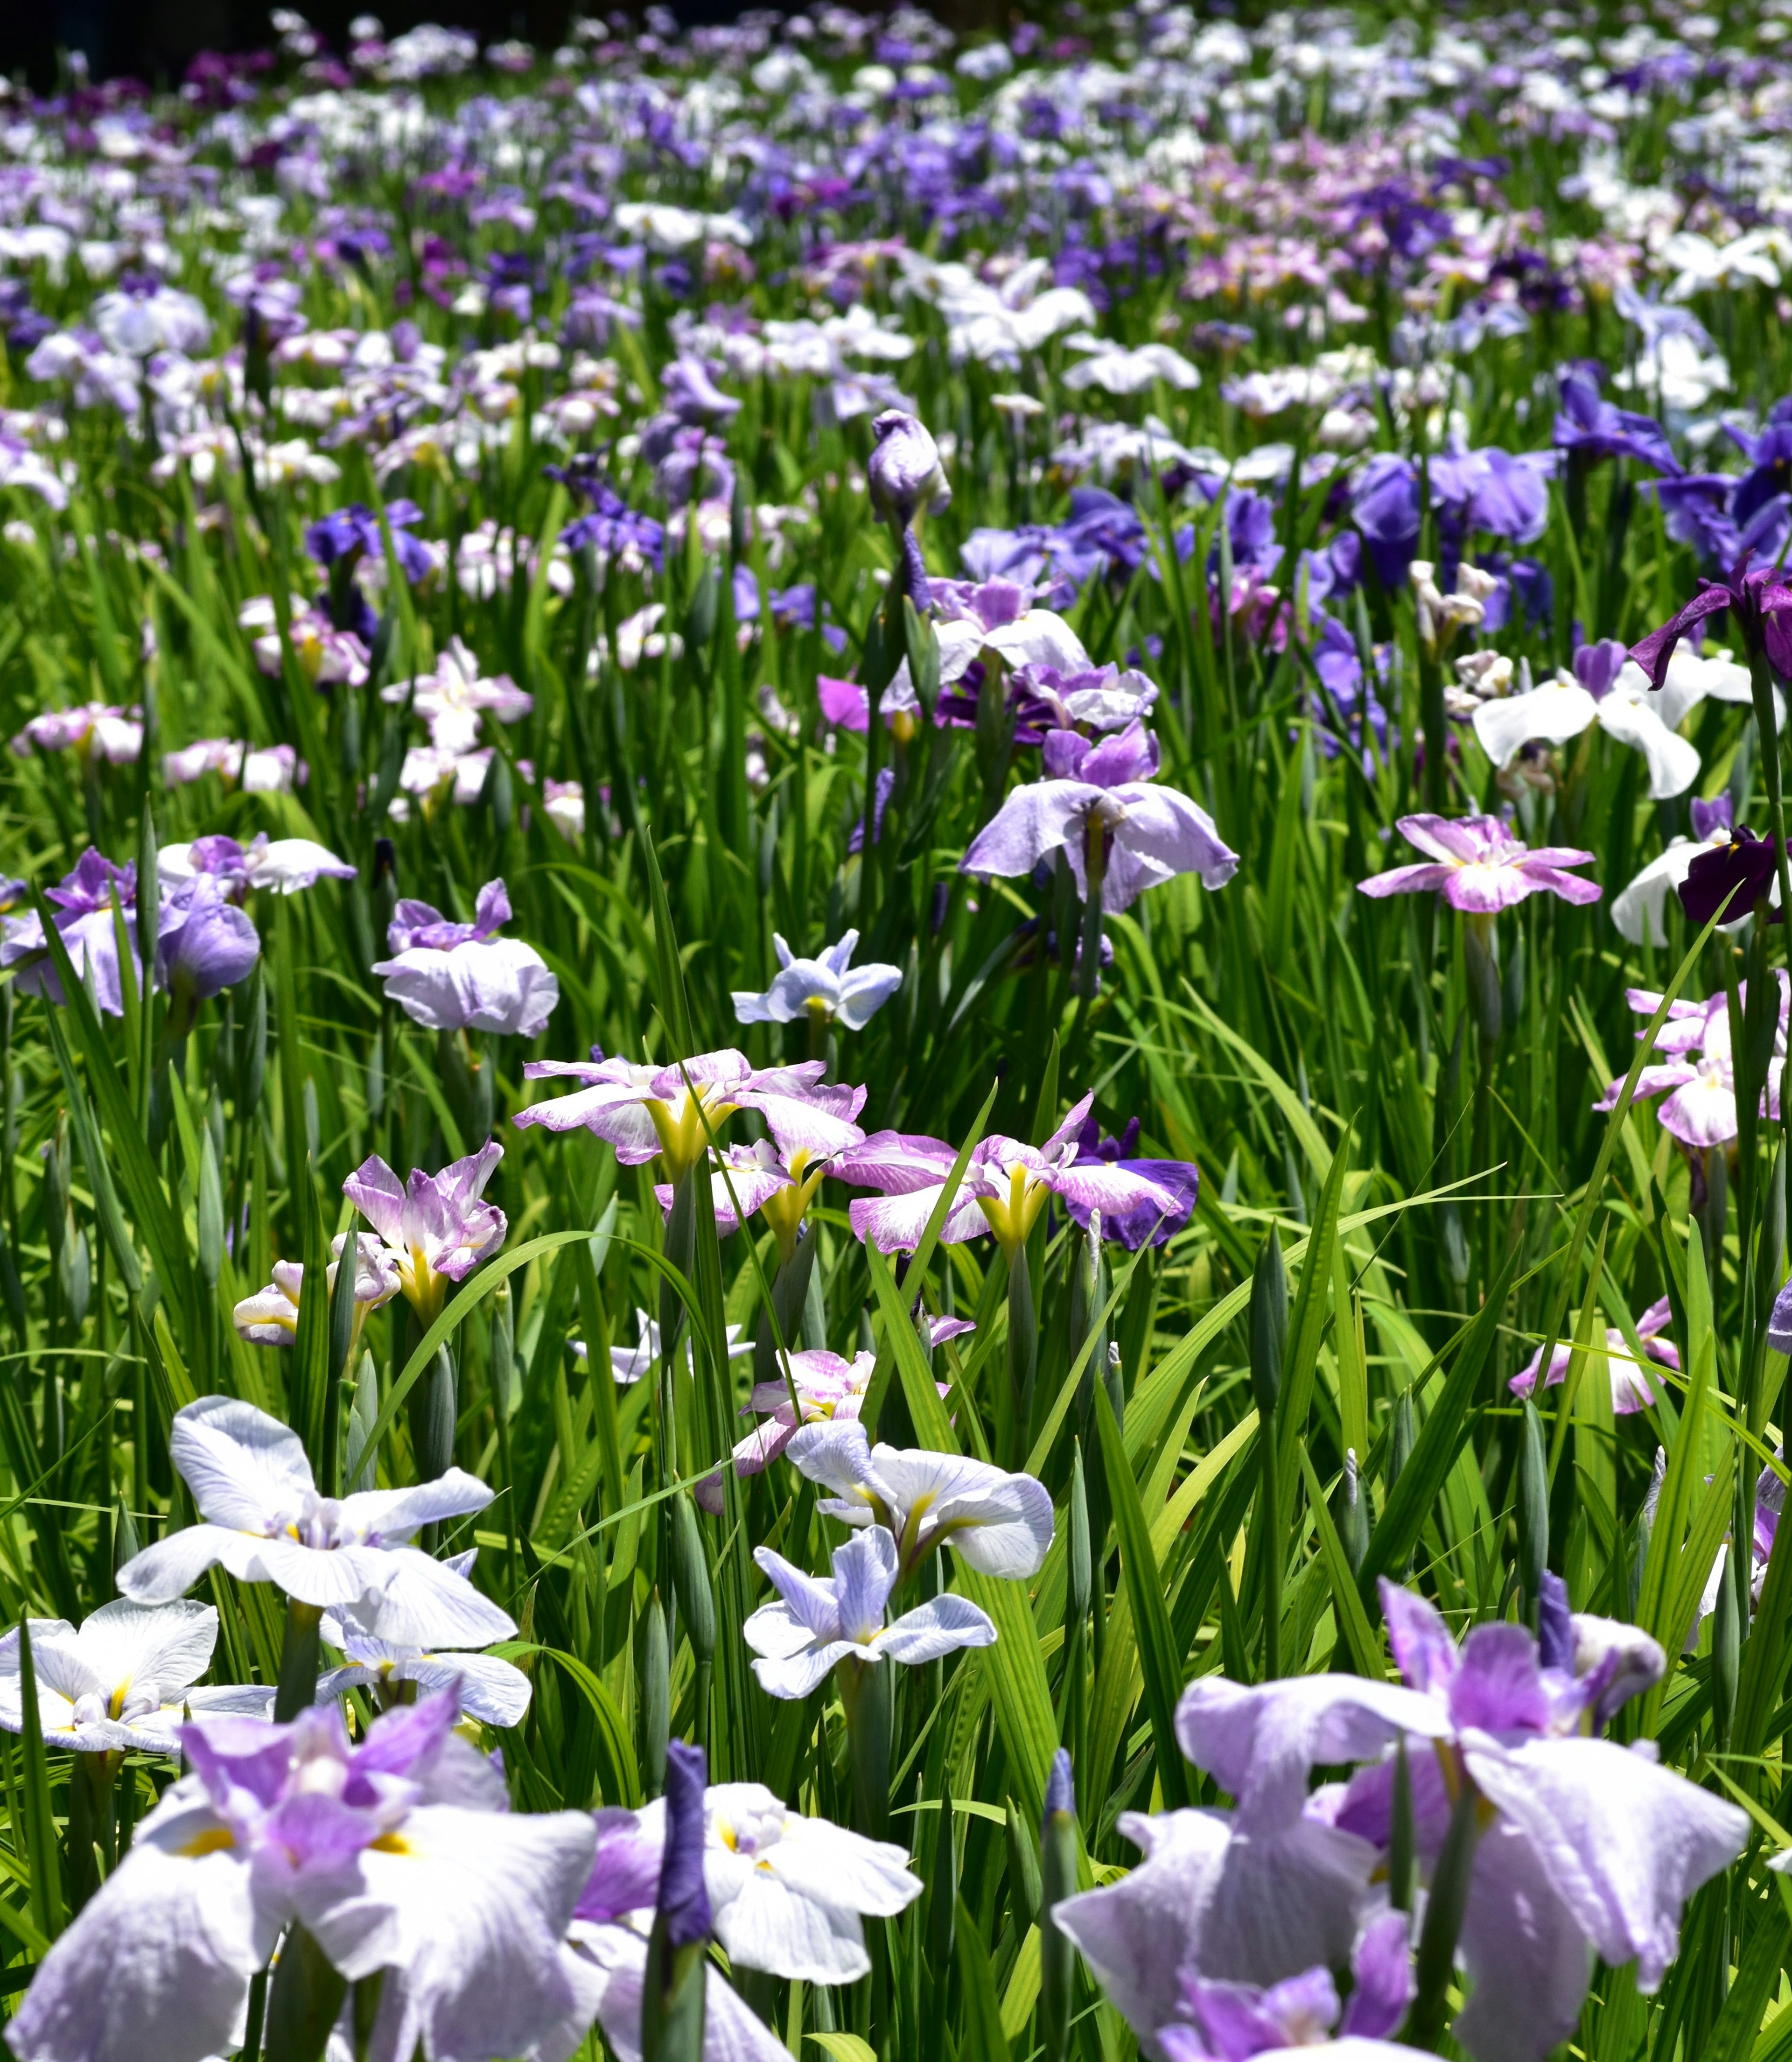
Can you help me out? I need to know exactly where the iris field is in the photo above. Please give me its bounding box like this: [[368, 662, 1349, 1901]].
[[3, 4, 1792, 2058]]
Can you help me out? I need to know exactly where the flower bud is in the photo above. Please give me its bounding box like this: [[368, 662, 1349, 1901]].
[[868, 409, 950, 531]]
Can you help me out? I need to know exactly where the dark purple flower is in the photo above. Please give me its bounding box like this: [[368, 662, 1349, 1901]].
[[1553, 370, 1680, 475], [1065, 1115, 1198, 1248], [658, 1740, 711, 1949], [1351, 455, 1421, 588], [1678, 826, 1781, 926], [1629, 553, 1792, 687], [304, 499, 432, 585]]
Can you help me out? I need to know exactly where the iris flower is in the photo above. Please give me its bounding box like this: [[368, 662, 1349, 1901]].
[[0, 1602, 272, 1757], [745, 1525, 998, 1699], [343, 1141, 508, 1323], [372, 879, 559, 1038], [1357, 814, 1600, 911], [515, 1046, 865, 1186], [7, 1694, 598, 2062], [117, 1396, 514, 1649]]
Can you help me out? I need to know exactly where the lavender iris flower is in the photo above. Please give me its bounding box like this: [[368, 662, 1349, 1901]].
[[1350, 456, 1421, 588], [159, 832, 355, 898], [117, 1396, 514, 1649], [1509, 1294, 1678, 1415], [514, 1047, 865, 1185], [840, 1091, 1190, 1255], [731, 929, 903, 1031], [1, 852, 150, 1016], [372, 879, 559, 1037], [7, 1694, 598, 2062], [1156, 1912, 1418, 2060], [1172, 1578, 1746, 2062], [1357, 814, 1600, 910], [157, 875, 260, 1003], [744, 1524, 998, 1699], [959, 722, 1238, 912], [1591, 978, 1785, 1151], [315, 1561, 533, 1728]]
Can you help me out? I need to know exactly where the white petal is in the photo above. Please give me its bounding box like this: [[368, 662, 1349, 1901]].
[[1595, 697, 1701, 800], [1463, 1735, 1746, 1988], [8, 1838, 265, 2062], [167, 1396, 314, 1529], [73, 1598, 218, 1700], [299, 1804, 597, 2062], [1471, 684, 1596, 768]]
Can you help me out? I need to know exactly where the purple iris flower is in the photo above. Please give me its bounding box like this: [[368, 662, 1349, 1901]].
[[1350, 456, 1421, 588], [1358, 815, 1600, 912], [1429, 446, 1553, 545], [556, 477, 666, 575], [1162, 1576, 1746, 2062], [0, 851, 147, 1016], [1064, 1115, 1198, 1248], [960, 723, 1238, 912], [156, 875, 260, 1003], [1157, 1913, 1416, 2060], [1648, 474, 1741, 569], [1552, 370, 1680, 475], [304, 498, 432, 584], [7, 1695, 598, 2062], [1051, 488, 1149, 585], [1678, 825, 1782, 926], [1629, 552, 1792, 688]]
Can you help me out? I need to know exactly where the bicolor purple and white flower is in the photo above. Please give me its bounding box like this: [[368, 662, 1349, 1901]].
[[7, 1694, 598, 2062], [233, 1232, 401, 1346], [1509, 1296, 1679, 1415], [1471, 640, 1701, 801], [344, 1141, 508, 1323], [744, 1525, 997, 1699], [1357, 814, 1601, 910], [386, 636, 533, 755], [1593, 980, 1786, 1150], [10, 701, 143, 764], [515, 1046, 865, 1186], [571, 1778, 920, 1988], [1171, 1578, 1745, 2062], [316, 1551, 531, 1730], [160, 832, 355, 900], [569, 1747, 786, 2062], [1611, 796, 1761, 945], [696, 1347, 896, 1514], [840, 1092, 1187, 1256], [117, 1397, 514, 1649], [960, 723, 1238, 912], [373, 880, 558, 1037]]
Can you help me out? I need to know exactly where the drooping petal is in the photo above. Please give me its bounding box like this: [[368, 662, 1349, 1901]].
[[299, 1805, 599, 2062], [1450, 1816, 1595, 2062], [8, 1837, 266, 2062], [1174, 1674, 1448, 1831], [959, 780, 1098, 879], [1471, 682, 1596, 767], [1594, 695, 1701, 800], [1463, 1734, 1747, 1989]]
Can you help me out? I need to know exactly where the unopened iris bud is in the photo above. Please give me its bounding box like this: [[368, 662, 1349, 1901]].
[[867, 409, 951, 532], [1039, 1748, 1079, 2062]]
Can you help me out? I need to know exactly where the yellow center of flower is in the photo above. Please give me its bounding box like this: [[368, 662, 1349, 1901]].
[[977, 1162, 1050, 1257], [178, 1827, 236, 1858]]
